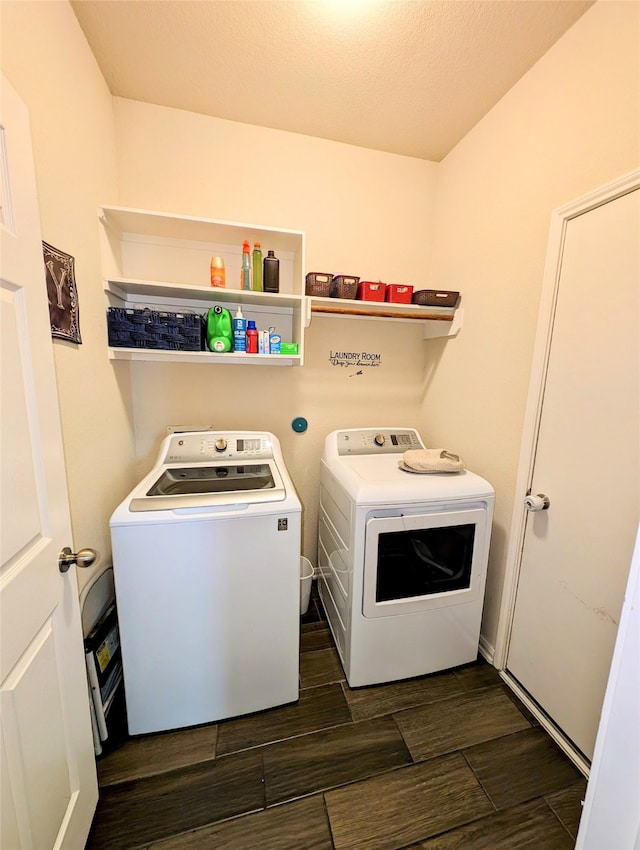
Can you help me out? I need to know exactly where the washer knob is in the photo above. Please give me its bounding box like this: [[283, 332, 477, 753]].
[[374, 434, 386, 446], [215, 438, 228, 452]]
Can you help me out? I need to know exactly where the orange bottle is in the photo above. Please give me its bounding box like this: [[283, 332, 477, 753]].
[[210, 256, 225, 288]]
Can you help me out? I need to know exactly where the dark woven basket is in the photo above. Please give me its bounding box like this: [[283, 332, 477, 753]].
[[330, 275, 360, 299], [107, 308, 204, 351], [305, 272, 333, 297], [412, 290, 459, 307]]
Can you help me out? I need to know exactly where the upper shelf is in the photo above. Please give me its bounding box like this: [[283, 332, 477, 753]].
[[98, 206, 305, 257], [98, 205, 305, 299]]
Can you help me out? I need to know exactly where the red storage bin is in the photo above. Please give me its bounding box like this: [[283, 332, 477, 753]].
[[357, 281, 387, 302], [385, 284, 414, 303]]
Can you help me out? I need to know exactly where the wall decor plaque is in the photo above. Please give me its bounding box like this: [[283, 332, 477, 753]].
[[43, 240, 82, 344]]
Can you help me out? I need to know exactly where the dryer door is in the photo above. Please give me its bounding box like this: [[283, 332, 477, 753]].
[[362, 508, 489, 618]]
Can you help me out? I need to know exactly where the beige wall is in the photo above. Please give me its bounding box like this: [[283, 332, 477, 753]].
[[2, 0, 638, 650], [1, 0, 136, 591], [114, 99, 440, 284], [427, 0, 640, 649], [113, 99, 440, 556]]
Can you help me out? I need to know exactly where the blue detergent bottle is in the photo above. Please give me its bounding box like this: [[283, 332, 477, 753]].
[[233, 305, 247, 352]]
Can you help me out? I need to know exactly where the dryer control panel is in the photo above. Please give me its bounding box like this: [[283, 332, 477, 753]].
[[335, 428, 423, 455]]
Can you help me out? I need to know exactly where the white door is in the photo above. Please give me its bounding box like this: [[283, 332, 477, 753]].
[[0, 75, 98, 849], [506, 181, 639, 761]]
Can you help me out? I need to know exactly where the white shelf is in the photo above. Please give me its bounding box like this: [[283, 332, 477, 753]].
[[99, 206, 304, 257], [108, 347, 301, 366], [306, 296, 461, 338], [99, 205, 462, 365], [100, 206, 306, 366], [106, 278, 302, 311]]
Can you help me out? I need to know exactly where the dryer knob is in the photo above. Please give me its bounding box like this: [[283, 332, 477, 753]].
[[215, 438, 228, 452], [374, 434, 386, 446]]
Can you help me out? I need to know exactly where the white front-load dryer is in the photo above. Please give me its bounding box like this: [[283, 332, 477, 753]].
[[110, 430, 301, 734], [317, 428, 494, 687]]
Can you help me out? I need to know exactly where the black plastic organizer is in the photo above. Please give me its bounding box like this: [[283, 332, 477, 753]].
[[107, 307, 204, 351]]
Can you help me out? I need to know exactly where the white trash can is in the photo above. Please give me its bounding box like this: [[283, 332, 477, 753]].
[[300, 556, 314, 615]]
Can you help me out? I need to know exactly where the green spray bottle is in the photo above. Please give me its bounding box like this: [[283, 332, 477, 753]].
[[252, 242, 263, 291]]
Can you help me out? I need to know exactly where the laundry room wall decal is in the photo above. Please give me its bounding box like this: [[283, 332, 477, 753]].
[[329, 350, 382, 369]]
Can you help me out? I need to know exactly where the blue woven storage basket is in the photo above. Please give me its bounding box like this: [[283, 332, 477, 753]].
[[107, 308, 203, 351]]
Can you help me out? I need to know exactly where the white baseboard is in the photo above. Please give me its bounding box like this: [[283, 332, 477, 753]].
[[478, 633, 495, 665]]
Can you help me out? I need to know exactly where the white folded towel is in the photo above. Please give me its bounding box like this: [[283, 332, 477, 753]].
[[398, 448, 464, 474]]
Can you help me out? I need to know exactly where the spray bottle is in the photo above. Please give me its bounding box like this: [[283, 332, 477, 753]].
[[252, 242, 263, 291], [240, 240, 251, 290], [233, 305, 247, 352]]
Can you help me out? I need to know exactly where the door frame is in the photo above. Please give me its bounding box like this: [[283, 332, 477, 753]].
[[492, 168, 640, 767]]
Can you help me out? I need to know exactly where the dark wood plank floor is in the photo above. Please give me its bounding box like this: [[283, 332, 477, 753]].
[[86, 584, 586, 850]]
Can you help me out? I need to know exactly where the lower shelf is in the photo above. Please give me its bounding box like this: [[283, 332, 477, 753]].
[[108, 347, 302, 366]]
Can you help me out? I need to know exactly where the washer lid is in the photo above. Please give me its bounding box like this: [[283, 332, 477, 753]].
[[128, 460, 286, 512], [147, 463, 277, 497], [110, 429, 298, 514]]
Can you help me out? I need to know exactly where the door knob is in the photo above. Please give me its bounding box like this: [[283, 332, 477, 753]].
[[524, 493, 550, 512], [59, 546, 97, 573]]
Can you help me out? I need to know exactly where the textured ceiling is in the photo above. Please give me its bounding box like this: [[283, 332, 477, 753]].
[[70, 0, 594, 161]]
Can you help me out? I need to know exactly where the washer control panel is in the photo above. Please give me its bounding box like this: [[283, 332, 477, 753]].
[[163, 432, 274, 463], [335, 428, 423, 455]]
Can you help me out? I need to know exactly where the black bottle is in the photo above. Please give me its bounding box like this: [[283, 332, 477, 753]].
[[263, 250, 280, 293]]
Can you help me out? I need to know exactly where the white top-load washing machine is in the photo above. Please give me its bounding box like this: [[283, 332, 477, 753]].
[[110, 430, 301, 735], [318, 428, 494, 687]]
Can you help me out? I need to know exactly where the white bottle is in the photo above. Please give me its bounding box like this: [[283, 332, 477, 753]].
[[233, 305, 247, 353]]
